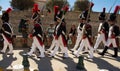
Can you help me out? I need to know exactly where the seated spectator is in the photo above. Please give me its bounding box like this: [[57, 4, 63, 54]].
[[68, 24, 77, 47]]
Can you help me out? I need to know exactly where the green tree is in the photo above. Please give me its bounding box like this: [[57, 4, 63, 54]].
[[46, 0, 69, 11], [74, 0, 89, 11], [10, 0, 34, 10]]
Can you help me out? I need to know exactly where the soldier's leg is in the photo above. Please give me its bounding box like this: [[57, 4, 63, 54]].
[[1, 40, 8, 53], [94, 34, 102, 50], [74, 40, 84, 57], [8, 43, 13, 54], [86, 38, 94, 58], [47, 38, 56, 51], [61, 35, 69, 58], [27, 43, 36, 56], [71, 35, 81, 51], [37, 45, 45, 58], [102, 35, 107, 46], [111, 39, 118, 57], [50, 40, 59, 57], [99, 39, 111, 56]]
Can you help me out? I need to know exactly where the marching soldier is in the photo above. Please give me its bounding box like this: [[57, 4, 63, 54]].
[[70, 13, 85, 52], [99, 6, 120, 57], [47, 6, 59, 52], [94, 8, 109, 52], [49, 5, 69, 58], [27, 4, 45, 58], [0, 8, 14, 54], [73, 9, 94, 58], [27, 21, 45, 58], [47, 6, 64, 54]]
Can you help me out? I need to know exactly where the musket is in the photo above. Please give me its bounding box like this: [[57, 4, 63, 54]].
[[108, 0, 118, 14], [82, 0, 94, 39], [56, 0, 69, 27], [86, 0, 94, 23], [106, 0, 118, 20]]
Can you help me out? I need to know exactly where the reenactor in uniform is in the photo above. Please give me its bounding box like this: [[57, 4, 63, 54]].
[[99, 6, 120, 57], [27, 4, 45, 58], [73, 9, 94, 58], [27, 21, 45, 58], [0, 8, 14, 54], [94, 8, 109, 52], [47, 6, 64, 53], [47, 6, 60, 52], [70, 13, 85, 52], [49, 5, 69, 58]]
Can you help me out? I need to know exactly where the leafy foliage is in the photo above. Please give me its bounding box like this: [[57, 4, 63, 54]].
[[10, 0, 34, 10], [74, 0, 89, 11]]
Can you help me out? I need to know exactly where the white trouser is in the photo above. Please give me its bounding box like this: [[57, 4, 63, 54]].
[[74, 38, 93, 58], [50, 35, 68, 57], [48, 37, 56, 51], [1, 34, 13, 53], [72, 34, 82, 50], [94, 33, 106, 50], [48, 36, 63, 52], [28, 37, 45, 57], [105, 38, 117, 47]]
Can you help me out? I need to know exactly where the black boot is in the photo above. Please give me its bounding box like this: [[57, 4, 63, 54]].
[[99, 46, 108, 56], [112, 48, 118, 57]]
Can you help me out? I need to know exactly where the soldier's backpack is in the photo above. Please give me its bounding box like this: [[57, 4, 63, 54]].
[[113, 25, 120, 36], [18, 19, 27, 33]]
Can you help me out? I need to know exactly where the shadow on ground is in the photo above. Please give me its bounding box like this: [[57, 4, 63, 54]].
[[0, 54, 17, 70]]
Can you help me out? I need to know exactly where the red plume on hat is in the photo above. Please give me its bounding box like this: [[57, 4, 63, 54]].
[[90, 2, 94, 9], [114, 5, 120, 14], [63, 5, 69, 12], [54, 5, 59, 22], [54, 6, 59, 14], [33, 3, 40, 12], [6, 8, 12, 13], [63, 5, 69, 14]]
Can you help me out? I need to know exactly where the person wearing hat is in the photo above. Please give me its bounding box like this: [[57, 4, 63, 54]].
[[1, 8, 12, 23], [94, 8, 109, 52], [49, 6, 69, 58], [99, 6, 120, 57], [47, 6, 65, 54], [47, 5, 60, 52], [27, 19, 45, 58], [70, 12, 85, 52], [0, 8, 14, 54], [73, 9, 94, 58]]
